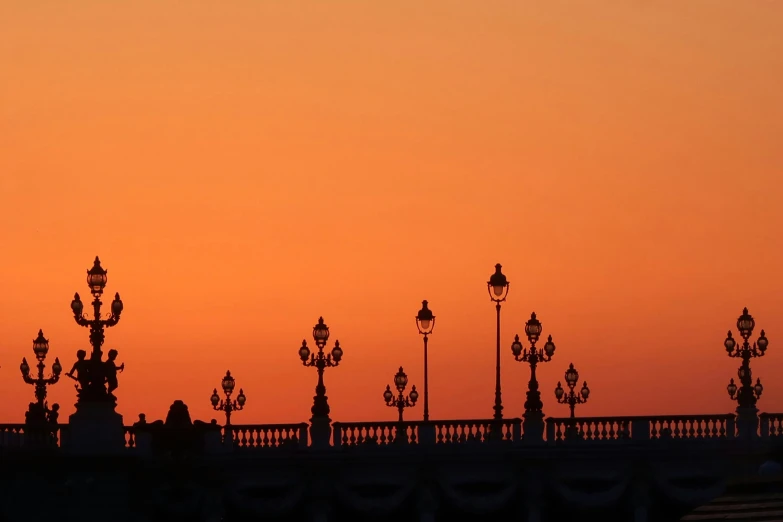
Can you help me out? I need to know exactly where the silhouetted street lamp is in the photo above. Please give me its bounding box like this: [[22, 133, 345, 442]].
[[384, 366, 419, 422], [724, 307, 768, 409], [210, 370, 246, 425], [299, 317, 343, 420], [488, 263, 509, 421], [20, 329, 62, 425], [511, 312, 556, 433], [70, 256, 125, 402], [415, 300, 435, 421], [555, 363, 589, 439]]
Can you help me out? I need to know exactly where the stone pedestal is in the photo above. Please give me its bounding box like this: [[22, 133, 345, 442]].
[[736, 406, 759, 441], [66, 401, 125, 455], [522, 416, 545, 445], [309, 416, 332, 449]]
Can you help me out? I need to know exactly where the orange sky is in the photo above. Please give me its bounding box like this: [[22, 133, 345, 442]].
[[1, 1, 781, 426]]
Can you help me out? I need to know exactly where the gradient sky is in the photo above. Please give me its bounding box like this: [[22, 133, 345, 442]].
[[1, 1, 781, 426]]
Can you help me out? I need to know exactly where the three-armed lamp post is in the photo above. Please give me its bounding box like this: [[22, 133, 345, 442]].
[[210, 370, 246, 426], [415, 300, 434, 421], [299, 317, 343, 421], [512, 312, 556, 435], [488, 263, 509, 422], [70, 256, 125, 402], [384, 366, 419, 422], [724, 307, 768, 409], [555, 363, 590, 439], [20, 329, 62, 425]]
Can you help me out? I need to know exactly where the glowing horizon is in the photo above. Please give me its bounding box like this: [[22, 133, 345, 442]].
[[1, 1, 781, 424]]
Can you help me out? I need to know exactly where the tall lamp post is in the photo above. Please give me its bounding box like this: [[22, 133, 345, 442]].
[[299, 317, 343, 421], [511, 312, 556, 438], [20, 329, 62, 426], [488, 263, 509, 421], [554, 363, 590, 439], [384, 366, 419, 422], [415, 300, 435, 421], [70, 256, 125, 403], [724, 307, 768, 410]]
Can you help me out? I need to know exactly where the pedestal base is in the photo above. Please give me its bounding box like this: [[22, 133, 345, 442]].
[[309, 416, 332, 449], [66, 401, 125, 455]]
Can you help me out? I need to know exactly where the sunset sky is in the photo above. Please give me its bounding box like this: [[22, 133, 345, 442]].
[[1, 1, 781, 426]]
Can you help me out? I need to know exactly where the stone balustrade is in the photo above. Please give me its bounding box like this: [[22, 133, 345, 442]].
[[0, 411, 779, 452], [226, 422, 309, 449], [546, 414, 737, 443], [760, 412, 783, 438]]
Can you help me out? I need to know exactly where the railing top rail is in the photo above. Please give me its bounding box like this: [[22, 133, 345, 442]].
[[228, 423, 308, 430], [547, 414, 736, 423], [0, 424, 27, 429], [759, 412, 783, 419], [334, 418, 522, 427], [333, 420, 424, 427], [435, 418, 522, 424]]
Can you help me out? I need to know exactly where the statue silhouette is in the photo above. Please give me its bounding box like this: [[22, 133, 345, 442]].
[[104, 349, 125, 397], [66, 349, 90, 392]]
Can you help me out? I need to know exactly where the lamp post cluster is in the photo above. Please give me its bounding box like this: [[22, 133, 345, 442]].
[[512, 312, 557, 431], [725, 307, 768, 409], [69, 256, 126, 403], [211, 370, 246, 425], [555, 363, 590, 438], [384, 366, 419, 422], [299, 317, 343, 420], [20, 329, 62, 426]]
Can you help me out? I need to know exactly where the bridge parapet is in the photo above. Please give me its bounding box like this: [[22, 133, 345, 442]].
[[546, 414, 737, 443], [760, 412, 783, 438]]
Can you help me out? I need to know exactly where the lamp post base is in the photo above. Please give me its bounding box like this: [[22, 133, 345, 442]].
[[309, 416, 332, 449], [523, 411, 545, 444], [66, 401, 125, 454]]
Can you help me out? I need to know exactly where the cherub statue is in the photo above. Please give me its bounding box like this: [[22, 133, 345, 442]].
[[47, 403, 60, 425], [104, 349, 125, 397], [66, 349, 90, 392]]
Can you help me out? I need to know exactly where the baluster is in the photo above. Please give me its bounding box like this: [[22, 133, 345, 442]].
[[599, 421, 608, 440], [436, 425, 444, 443], [555, 422, 563, 441], [718, 419, 726, 438], [695, 419, 703, 439], [348, 427, 357, 446], [608, 421, 616, 440], [687, 419, 695, 439], [650, 421, 659, 439]]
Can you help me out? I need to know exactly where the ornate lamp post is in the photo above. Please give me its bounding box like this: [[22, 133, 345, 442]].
[[20, 329, 62, 425], [299, 317, 343, 420], [555, 363, 590, 439], [415, 300, 434, 421], [724, 307, 768, 409], [69, 256, 125, 403], [210, 370, 246, 425], [488, 263, 509, 422], [511, 312, 556, 436], [384, 366, 419, 422]]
